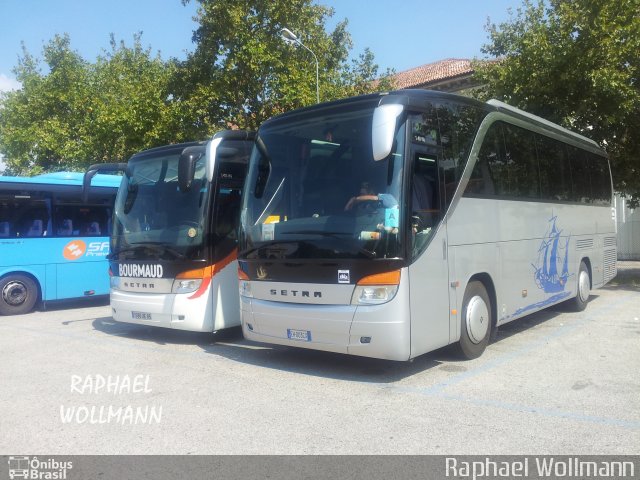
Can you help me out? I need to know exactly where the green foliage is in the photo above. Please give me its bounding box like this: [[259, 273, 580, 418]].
[[0, 35, 92, 174], [0, 34, 182, 174], [473, 0, 640, 205], [89, 34, 183, 163], [177, 0, 391, 133]]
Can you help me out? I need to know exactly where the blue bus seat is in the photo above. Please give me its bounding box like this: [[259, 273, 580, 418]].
[[58, 219, 73, 236], [26, 219, 43, 237], [0, 221, 10, 237]]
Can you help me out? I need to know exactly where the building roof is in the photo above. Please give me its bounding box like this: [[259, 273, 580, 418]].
[[391, 58, 475, 90]]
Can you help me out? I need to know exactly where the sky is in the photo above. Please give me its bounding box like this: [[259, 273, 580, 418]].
[[0, 0, 524, 91]]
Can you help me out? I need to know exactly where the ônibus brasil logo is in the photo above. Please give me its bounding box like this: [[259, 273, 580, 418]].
[[8, 456, 73, 479], [63, 240, 109, 261]]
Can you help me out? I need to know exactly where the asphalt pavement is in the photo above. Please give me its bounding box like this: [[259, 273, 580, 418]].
[[0, 275, 638, 455]]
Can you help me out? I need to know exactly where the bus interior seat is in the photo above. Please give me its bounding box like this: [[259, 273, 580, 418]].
[[0, 221, 10, 237], [26, 219, 43, 237], [86, 221, 101, 235], [58, 219, 73, 236]]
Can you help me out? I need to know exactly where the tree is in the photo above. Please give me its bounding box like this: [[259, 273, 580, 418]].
[[0, 35, 92, 174], [474, 0, 640, 205], [88, 34, 183, 162], [0, 34, 182, 174], [176, 0, 392, 134]]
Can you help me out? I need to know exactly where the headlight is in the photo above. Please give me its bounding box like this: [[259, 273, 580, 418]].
[[351, 269, 401, 305], [239, 280, 253, 298], [110, 277, 120, 289], [172, 279, 202, 294], [351, 285, 398, 305]]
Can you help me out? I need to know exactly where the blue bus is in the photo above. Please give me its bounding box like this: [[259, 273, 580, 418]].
[[0, 172, 120, 315]]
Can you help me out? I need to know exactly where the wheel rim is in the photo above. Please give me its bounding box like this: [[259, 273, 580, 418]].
[[466, 295, 489, 344], [578, 270, 590, 302], [2, 281, 28, 307]]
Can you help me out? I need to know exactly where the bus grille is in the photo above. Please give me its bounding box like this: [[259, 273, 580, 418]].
[[603, 249, 617, 283], [604, 236, 616, 247]]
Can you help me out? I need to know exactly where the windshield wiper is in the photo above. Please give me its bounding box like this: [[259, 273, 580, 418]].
[[281, 231, 378, 258], [280, 230, 351, 237]]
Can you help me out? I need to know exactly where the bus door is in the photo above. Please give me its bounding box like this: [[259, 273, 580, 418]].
[[407, 144, 451, 357]]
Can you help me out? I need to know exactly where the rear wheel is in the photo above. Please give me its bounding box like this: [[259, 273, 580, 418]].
[[455, 281, 492, 360], [0, 274, 39, 316], [568, 261, 590, 312]]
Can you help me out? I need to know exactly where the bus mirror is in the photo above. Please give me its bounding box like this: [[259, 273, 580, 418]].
[[372, 104, 404, 161], [207, 130, 256, 182], [206, 138, 223, 183], [178, 146, 204, 192], [82, 170, 99, 203], [82, 163, 128, 202]]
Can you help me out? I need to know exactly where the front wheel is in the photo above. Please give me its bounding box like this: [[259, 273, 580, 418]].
[[0, 274, 39, 316], [455, 281, 492, 360], [568, 261, 590, 312]]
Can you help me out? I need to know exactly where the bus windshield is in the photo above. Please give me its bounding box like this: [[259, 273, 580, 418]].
[[112, 145, 210, 261], [241, 100, 406, 260]]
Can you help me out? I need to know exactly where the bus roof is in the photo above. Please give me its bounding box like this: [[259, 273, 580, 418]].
[[261, 89, 604, 155], [0, 171, 121, 188]]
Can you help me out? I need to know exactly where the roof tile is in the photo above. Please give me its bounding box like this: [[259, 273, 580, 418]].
[[391, 58, 474, 89]]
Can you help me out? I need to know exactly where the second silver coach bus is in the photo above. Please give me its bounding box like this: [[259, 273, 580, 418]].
[[86, 130, 253, 332], [237, 90, 616, 360]]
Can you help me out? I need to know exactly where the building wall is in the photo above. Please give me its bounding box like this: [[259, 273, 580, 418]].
[[615, 195, 640, 260]]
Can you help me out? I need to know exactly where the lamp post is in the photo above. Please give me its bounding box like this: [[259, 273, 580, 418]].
[[281, 27, 320, 104]]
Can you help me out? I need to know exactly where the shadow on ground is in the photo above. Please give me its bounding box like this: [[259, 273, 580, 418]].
[[90, 296, 581, 384]]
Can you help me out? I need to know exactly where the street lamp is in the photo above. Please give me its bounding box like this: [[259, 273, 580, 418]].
[[281, 27, 320, 104]]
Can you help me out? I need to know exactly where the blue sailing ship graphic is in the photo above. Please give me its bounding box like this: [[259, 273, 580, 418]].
[[507, 216, 573, 319], [533, 216, 570, 293]]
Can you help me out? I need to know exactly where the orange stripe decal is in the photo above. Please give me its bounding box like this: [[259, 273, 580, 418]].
[[187, 249, 238, 299]]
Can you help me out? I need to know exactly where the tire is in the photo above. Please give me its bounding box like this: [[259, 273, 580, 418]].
[[455, 281, 492, 360], [568, 261, 590, 312], [0, 274, 39, 316]]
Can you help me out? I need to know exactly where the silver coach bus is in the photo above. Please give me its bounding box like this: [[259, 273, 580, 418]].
[[85, 131, 253, 332], [237, 90, 616, 360]]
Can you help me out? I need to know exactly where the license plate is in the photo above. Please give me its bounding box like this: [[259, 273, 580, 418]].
[[287, 328, 311, 341], [132, 311, 152, 320]]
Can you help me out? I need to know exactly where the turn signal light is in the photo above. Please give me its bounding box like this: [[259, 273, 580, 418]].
[[357, 270, 401, 286]]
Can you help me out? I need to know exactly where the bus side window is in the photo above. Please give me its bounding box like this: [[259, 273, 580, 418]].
[[465, 123, 504, 197], [26, 219, 44, 237], [537, 134, 572, 202], [410, 152, 439, 258], [567, 145, 591, 203], [0, 221, 10, 237], [58, 219, 73, 236], [20, 200, 51, 237], [411, 154, 438, 224], [503, 123, 539, 199]]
